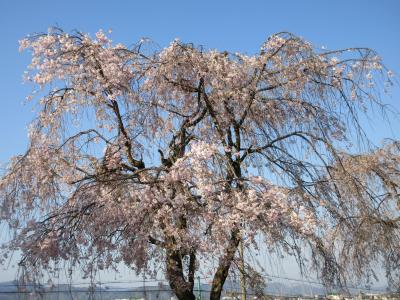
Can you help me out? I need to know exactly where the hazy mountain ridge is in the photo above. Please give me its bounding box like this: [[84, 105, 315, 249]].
[[0, 280, 388, 299]]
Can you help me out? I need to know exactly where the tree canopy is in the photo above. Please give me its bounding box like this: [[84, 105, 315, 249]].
[[0, 28, 399, 299]]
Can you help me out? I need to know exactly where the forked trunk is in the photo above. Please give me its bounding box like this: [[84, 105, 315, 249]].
[[166, 249, 196, 300]]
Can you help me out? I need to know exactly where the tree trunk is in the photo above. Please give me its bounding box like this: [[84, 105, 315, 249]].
[[210, 228, 241, 300], [166, 249, 196, 300]]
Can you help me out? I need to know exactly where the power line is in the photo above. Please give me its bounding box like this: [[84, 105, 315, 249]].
[[0, 273, 388, 294], [260, 273, 386, 293]]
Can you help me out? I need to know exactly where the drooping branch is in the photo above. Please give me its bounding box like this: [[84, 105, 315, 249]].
[[1, 29, 397, 299]]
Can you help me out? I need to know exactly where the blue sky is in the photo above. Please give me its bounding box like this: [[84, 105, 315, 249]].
[[1, 0, 399, 165], [0, 0, 399, 284]]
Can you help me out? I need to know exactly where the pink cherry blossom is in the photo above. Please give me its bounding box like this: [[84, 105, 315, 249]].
[[0, 29, 399, 299]]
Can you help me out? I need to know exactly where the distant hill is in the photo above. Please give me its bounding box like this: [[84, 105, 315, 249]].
[[0, 281, 175, 300], [0, 280, 388, 300]]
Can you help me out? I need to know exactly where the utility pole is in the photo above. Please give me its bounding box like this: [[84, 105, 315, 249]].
[[197, 276, 202, 300], [239, 239, 246, 300]]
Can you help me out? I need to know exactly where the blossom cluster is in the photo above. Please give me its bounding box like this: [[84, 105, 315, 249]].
[[0, 29, 397, 288]]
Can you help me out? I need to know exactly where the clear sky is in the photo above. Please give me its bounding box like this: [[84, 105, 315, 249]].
[[0, 0, 399, 285]]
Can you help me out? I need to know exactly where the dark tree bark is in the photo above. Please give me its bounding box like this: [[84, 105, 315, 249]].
[[166, 249, 196, 300], [210, 228, 241, 300]]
